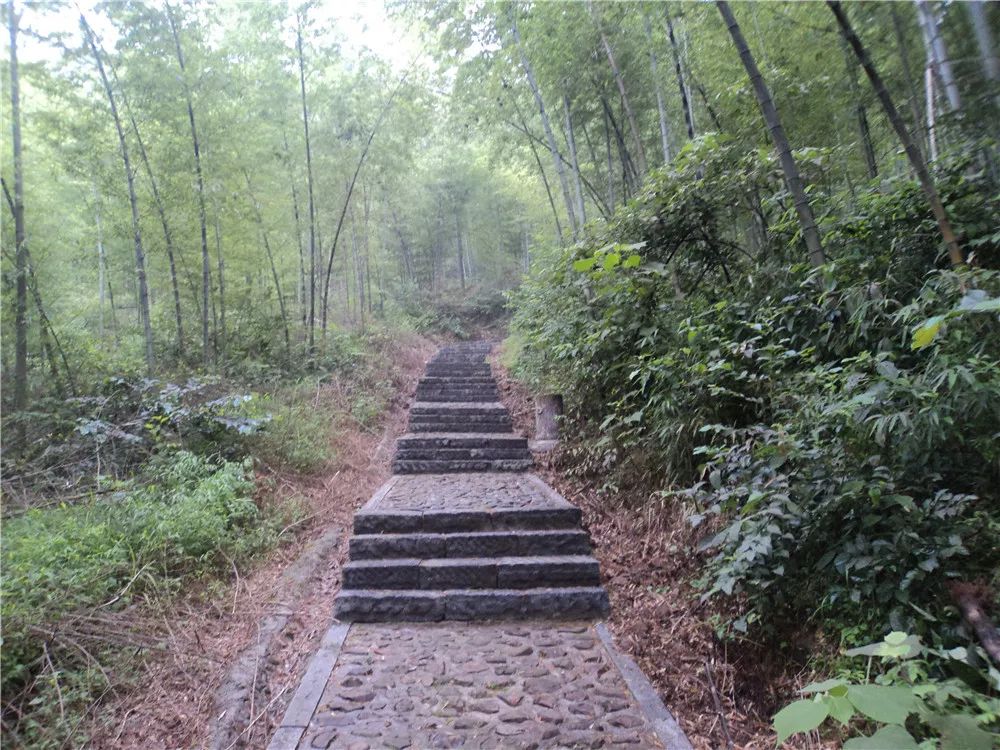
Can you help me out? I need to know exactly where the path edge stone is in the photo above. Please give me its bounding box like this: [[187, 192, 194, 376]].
[[266, 622, 351, 750], [595, 622, 694, 750]]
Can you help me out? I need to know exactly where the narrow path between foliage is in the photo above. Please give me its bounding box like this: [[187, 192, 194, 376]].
[[268, 342, 691, 749]]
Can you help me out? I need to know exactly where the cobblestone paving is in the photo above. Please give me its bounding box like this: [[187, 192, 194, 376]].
[[369, 474, 572, 514], [298, 621, 664, 749]]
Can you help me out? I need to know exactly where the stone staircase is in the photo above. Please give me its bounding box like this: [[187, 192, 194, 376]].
[[393, 342, 533, 474], [333, 341, 610, 622]]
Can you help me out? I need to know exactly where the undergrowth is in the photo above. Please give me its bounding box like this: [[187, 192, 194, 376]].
[[508, 136, 1000, 746]]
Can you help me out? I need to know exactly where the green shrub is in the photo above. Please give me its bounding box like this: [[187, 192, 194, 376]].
[[1, 452, 275, 700]]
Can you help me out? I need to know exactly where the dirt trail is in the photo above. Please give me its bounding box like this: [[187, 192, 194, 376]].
[[89, 334, 436, 750]]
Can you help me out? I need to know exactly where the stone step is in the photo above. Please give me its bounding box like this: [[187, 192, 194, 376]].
[[353, 506, 582, 534], [410, 402, 508, 416], [333, 586, 610, 622], [397, 433, 528, 449], [349, 529, 590, 559], [416, 384, 499, 393], [395, 448, 532, 461], [408, 421, 512, 433], [343, 555, 600, 590], [418, 377, 497, 386], [393, 458, 533, 473], [424, 367, 493, 377], [413, 392, 500, 403]]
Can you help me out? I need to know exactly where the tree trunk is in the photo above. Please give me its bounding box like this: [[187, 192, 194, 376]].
[[93, 184, 106, 340], [244, 170, 290, 352], [81, 14, 155, 371], [8, 1, 28, 415], [890, 4, 929, 156], [665, 9, 696, 141], [510, 11, 577, 239], [829, 1, 963, 266], [455, 209, 466, 291], [322, 70, 407, 332], [296, 13, 318, 354], [967, 1, 999, 84], [121, 89, 184, 356], [601, 96, 637, 195], [925, 63, 939, 162], [841, 37, 878, 179], [214, 215, 225, 358], [591, 1, 647, 177], [644, 13, 672, 164], [718, 1, 826, 267], [563, 96, 587, 229], [165, 2, 209, 365], [915, 0, 961, 113], [603, 104, 615, 211], [281, 129, 307, 334]]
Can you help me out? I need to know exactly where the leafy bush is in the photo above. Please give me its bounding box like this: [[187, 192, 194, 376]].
[[508, 138, 1000, 685], [774, 632, 999, 748]]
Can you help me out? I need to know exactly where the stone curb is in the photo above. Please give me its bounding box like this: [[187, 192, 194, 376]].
[[595, 622, 695, 750], [265, 622, 351, 750]]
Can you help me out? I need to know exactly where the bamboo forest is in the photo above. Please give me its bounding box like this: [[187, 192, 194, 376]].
[[2, 1, 999, 748]]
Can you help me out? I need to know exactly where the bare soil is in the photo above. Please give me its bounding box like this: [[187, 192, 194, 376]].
[[87, 332, 437, 750]]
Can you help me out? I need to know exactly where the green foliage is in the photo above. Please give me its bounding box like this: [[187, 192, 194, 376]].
[[0, 451, 293, 747], [774, 632, 999, 748], [510, 137, 1000, 717]]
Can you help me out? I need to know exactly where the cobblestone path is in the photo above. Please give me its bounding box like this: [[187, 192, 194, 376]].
[[269, 343, 690, 749]]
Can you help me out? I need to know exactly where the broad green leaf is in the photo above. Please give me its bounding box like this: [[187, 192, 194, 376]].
[[623, 254, 642, 269], [930, 713, 995, 750], [800, 678, 847, 694], [573, 257, 597, 272], [603, 252, 621, 270], [911, 315, 944, 349], [825, 693, 855, 725], [843, 725, 918, 749], [773, 699, 829, 744], [846, 685, 916, 724]]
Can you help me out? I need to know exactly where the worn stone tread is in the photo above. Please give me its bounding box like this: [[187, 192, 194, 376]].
[[349, 529, 592, 560], [343, 555, 601, 590]]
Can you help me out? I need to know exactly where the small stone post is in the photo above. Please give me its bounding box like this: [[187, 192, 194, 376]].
[[534, 394, 564, 441]]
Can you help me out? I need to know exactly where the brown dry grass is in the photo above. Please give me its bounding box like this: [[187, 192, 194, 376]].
[[492, 349, 821, 750], [85, 332, 437, 750]]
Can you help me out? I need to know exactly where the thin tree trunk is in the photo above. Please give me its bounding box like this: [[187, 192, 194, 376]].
[[8, 0, 28, 416], [644, 13, 672, 164], [81, 14, 155, 371], [119, 87, 184, 356], [563, 95, 587, 229], [322, 71, 407, 332], [511, 10, 577, 239], [915, 0, 961, 113], [93, 184, 106, 340], [24, 249, 76, 395], [665, 9, 696, 141], [967, 1, 999, 84], [926, 63, 939, 162], [718, 1, 825, 267], [603, 104, 615, 211], [829, 1, 963, 266], [281, 130, 307, 333], [296, 13, 317, 354], [591, 1, 647, 177], [601, 96, 637, 196], [841, 37, 878, 179], [890, 4, 928, 155], [165, 2, 209, 365], [245, 170, 290, 352], [214, 215, 225, 358], [455, 209, 466, 291]]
